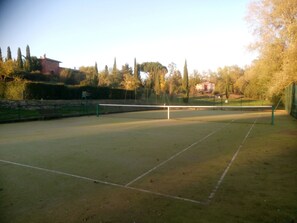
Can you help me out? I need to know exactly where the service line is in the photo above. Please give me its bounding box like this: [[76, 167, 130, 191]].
[[125, 121, 234, 187]]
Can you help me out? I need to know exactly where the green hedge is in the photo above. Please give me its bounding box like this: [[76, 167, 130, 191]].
[[110, 88, 135, 99], [0, 81, 136, 100], [0, 82, 6, 98], [24, 82, 66, 99]]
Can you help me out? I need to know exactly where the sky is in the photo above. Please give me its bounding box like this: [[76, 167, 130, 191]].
[[0, 0, 256, 73]]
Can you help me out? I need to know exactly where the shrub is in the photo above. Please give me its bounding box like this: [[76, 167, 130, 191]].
[[5, 81, 26, 100], [0, 82, 6, 98]]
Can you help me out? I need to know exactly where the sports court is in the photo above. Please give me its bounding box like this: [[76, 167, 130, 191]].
[[0, 105, 296, 222]]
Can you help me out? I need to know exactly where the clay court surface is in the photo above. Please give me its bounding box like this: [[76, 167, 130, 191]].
[[0, 109, 296, 222]]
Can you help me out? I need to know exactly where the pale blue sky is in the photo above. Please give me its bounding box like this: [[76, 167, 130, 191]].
[[0, 0, 255, 73]]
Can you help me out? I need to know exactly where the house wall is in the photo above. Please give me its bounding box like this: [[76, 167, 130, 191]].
[[40, 59, 60, 75], [196, 82, 215, 92]]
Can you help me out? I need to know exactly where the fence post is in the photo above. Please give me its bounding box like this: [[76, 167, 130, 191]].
[[271, 106, 275, 125], [167, 106, 170, 120], [96, 104, 100, 117], [18, 103, 21, 120]]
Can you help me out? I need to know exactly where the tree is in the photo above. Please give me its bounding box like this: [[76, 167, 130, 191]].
[[95, 62, 98, 75], [17, 47, 23, 69], [121, 63, 140, 91], [167, 62, 182, 98], [225, 75, 230, 101], [60, 68, 76, 85], [0, 47, 2, 62], [183, 60, 189, 101], [79, 66, 98, 86], [6, 46, 12, 61], [154, 69, 161, 95], [216, 66, 244, 97], [121, 64, 132, 79], [121, 64, 136, 90], [112, 58, 117, 74], [247, 0, 297, 98], [0, 60, 18, 80], [94, 62, 99, 85], [104, 65, 109, 76], [110, 58, 122, 88], [25, 45, 31, 71], [140, 62, 168, 96], [98, 65, 110, 87], [189, 70, 202, 96], [30, 56, 42, 72], [134, 58, 141, 84]]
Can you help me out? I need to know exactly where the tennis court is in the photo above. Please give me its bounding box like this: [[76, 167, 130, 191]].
[[0, 107, 296, 223]]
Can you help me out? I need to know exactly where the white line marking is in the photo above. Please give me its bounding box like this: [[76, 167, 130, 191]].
[[0, 159, 205, 205], [125, 186, 206, 205], [0, 119, 254, 205], [99, 103, 272, 109], [207, 119, 257, 202], [0, 159, 120, 187], [125, 121, 233, 187]]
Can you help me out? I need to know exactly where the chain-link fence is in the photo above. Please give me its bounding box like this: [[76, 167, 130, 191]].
[[0, 99, 150, 123], [0, 100, 98, 123]]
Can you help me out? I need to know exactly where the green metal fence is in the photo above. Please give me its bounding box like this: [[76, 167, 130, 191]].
[[0, 102, 97, 123], [285, 83, 297, 119]]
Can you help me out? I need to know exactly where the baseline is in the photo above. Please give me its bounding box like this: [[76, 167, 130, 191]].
[[0, 159, 205, 205]]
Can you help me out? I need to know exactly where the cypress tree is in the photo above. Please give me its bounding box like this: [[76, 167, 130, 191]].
[[94, 62, 99, 85], [112, 57, 122, 86], [7, 46, 12, 61], [17, 47, 23, 69], [104, 65, 109, 76], [0, 47, 2, 62], [134, 58, 140, 81], [225, 74, 230, 101], [94, 62, 98, 75], [25, 45, 31, 71], [183, 59, 189, 101], [112, 57, 117, 75], [154, 69, 160, 95]]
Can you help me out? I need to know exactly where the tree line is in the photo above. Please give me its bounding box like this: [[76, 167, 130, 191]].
[[0, 46, 191, 100], [76, 59, 192, 101], [0, 45, 41, 81], [244, 0, 297, 100], [1, 0, 296, 102]]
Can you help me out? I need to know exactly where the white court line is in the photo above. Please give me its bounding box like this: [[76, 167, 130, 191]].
[[125, 121, 234, 187], [207, 119, 257, 202], [0, 119, 254, 205], [0, 159, 205, 205], [126, 186, 206, 205], [0, 159, 121, 187]]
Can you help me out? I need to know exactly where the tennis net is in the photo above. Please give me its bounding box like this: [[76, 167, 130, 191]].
[[97, 104, 274, 125]]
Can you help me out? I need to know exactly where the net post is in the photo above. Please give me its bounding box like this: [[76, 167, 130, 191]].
[[271, 106, 274, 125], [167, 106, 170, 119], [96, 104, 100, 117]]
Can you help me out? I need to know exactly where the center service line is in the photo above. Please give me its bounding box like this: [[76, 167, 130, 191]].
[[207, 119, 257, 203], [125, 121, 234, 187]]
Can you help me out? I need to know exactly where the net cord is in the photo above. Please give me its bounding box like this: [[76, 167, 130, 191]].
[[97, 104, 274, 124]]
